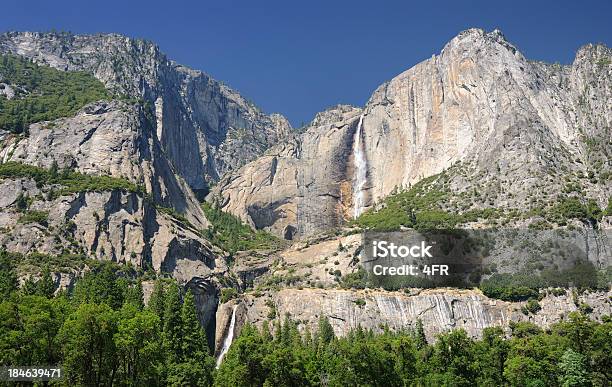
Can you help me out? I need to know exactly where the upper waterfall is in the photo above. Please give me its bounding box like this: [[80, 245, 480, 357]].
[[352, 115, 367, 218]]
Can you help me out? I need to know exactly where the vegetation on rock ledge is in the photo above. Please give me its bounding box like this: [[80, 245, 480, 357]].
[[202, 202, 282, 255], [0, 161, 142, 195], [0, 54, 110, 133]]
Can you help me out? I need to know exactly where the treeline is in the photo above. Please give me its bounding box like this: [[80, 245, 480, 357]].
[[1, 252, 611, 386], [217, 314, 611, 386], [0, 54, 110, 133], [479, 264, 611, 302], [0, 259, 215, 386], [340, 262, 610, 303]]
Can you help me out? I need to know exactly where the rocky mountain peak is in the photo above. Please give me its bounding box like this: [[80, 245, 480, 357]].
[[211, 29, 611, 240], [440, 27, 522, 62]]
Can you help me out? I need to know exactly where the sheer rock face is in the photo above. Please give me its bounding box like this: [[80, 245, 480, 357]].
[[0, 101, 208, 228], [0, 30, 290, 280], [0, 31, 292, 190], [0, 100, 224, 278], [216, 288, 611, 343], [211, 105, 362, 238], [211, 29, 611, 239]]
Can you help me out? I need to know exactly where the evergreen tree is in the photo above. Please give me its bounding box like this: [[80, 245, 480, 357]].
[[49, 160, 59, 179], [261, 320, 273, 342], [148, 279, 165, 322], [163, 281, 183, 362], [0, 251, 18, 298], [37, 266, 55, 298], [167, 290, 214, 386], [180, 290, 207, 359], [317, 315, 335, 345], [72, 263, 123, 309], [414, 318, 427, 349], [15, 193, 29, 210], [124, 280, 144, 310]]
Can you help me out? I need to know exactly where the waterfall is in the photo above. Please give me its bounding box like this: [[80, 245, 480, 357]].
[[352, 115, 367, 218], [215, 304, 238, 368]]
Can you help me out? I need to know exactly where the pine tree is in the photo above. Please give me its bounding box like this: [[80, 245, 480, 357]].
[[15, 193, 28, 210], [37, 266, 55, 298], [317, 316, 335, 345], [261, 321, 273, 342], [49, 160, 59, 179], [0, 251, 18, 298], [147, 279, 165, 322], [163, 281, 183, 362], [180, 290, 207, 359], [165, 288, 214, 386], [414, 319, 427, 349], [124, 280, 144, 310]]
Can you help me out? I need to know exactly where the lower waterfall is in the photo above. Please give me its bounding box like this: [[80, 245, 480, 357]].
[[215, 304, 238, 368], [352, 114, 367, 218]]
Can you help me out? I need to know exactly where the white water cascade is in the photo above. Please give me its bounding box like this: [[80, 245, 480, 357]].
[[215, 304, 238, 368], [352, 115, 367, 218]]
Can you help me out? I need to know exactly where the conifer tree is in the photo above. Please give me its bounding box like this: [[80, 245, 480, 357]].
[[414, 318, 427, 349], [147, 279, 165, 322], [163, 281, 183, 362], [37, 266, 55, 298], [180, 290, 207, 359], [317, 315, 335, 345], [124, 280, 144, 309]]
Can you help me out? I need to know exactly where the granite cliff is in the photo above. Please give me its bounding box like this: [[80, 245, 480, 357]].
[[211, 29, 611, 239]]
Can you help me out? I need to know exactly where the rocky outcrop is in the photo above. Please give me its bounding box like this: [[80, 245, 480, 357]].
[[0, 176, 226, 280], [0, 31, 292, 191], [213, 227, 611, 347], [217, 287, 611, 343], [0, 101, 208, 228], [211, 29, 611, 239]]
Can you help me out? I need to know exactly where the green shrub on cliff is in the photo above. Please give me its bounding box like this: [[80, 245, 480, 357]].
[[0, 161, 141, 195], [201, 202, 282, 254], [17, 210, 49, 225]]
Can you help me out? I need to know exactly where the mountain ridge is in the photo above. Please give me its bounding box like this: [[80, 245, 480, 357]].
[[210, 28, 611, 239], [0, 30, 292, 190]]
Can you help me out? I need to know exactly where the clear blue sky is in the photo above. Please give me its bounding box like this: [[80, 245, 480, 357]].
[[2, 0, 610, 126]]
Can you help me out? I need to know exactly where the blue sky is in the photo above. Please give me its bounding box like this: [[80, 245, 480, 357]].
[[2, 0, 610, 126]]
